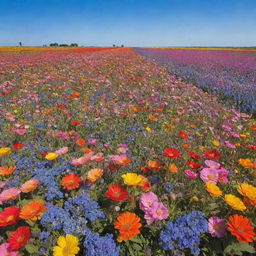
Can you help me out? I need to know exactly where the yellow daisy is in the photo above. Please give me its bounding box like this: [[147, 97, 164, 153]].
[[53, 234, 80, 256]]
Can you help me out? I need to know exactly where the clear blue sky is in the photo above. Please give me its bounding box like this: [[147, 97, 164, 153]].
[[0, 0, 255, 46]]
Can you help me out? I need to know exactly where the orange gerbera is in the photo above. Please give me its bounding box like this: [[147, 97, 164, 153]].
[[61, 173, 82, 190], [0, 166, 16, 175], [114, 212, 141, 242], [147, 160, 163, 170], [227, 214, 255, 243], [20, 201, 46, 220], [76, 138, 86, 147], [87, 168, 103, 182]]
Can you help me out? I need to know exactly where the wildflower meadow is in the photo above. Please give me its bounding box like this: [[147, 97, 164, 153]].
[[0, 47, 255, 256]]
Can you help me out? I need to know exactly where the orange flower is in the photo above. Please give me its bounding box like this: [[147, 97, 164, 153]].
[[168, 163, 178, 173], [21, 179, 39, 193], [227, 214, 255, 242], [87, 168, 103, 182], [238, 159, 253, 168], [20, 201, 46, 220], [76, 138, 86, 147], [147, 160, 163, 171], [82, 148, 93, 153], [0, 166, 16, 175], [61, 173, 82, 190], [114, 212, 142, 242]]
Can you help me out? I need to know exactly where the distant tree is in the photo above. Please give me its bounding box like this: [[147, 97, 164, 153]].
[[121, 45, 124, 47], [19, 42, 22, 46], [43, 44, 47, 47], [59, 44, 69, 47], [49, 43, 59, 47], [70, 43, 78, 47], [113, 44, 116, 47]]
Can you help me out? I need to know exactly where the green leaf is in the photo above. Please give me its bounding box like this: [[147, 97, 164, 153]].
[[25, 244, 39, 254], [224, 242, 255, 256]]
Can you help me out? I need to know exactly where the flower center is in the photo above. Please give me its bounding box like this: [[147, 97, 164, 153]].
[[213, 224, 219, 230], [156, 210, 162, 216], [207, 174, 214, 180], [7, 215, 14, 222], [122, 222, 131, 231]]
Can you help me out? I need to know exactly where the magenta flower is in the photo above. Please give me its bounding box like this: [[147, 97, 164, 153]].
[[0, 243, 18, 256], [139, 192, 158, 212], [204, 160, 220, 169], [0, 188, 21, 202], [200, 168, 219, 184], [208, 217, 226, 238], [184, 169, 198, 179], [88, 138, 97, 145]]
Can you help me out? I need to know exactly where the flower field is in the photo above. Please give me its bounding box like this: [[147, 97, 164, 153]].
[[0, 47, 255, 256], [135, 48, 256, 114]]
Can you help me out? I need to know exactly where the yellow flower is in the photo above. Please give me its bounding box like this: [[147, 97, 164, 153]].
[[45, 152, 58, 160], [237, 183, 256, 201], [87, 168, 103, 182], [53, 234, 80, 256], [205, 182, 222, 197], [212, 140, 220, 147], [122, 173, 143, 186], [239, 134, 246, 138], [0, 147, 11, 155], [192, 196, 199, 202], [146, 127, 151, 131], [224, 194, 246, 211], [238, 159, 253, 168]]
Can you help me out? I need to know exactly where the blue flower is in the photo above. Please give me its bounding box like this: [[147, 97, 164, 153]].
[[83, 230, 120, 256], [164, 182, 173, 192], [159, 211, 208, 256]]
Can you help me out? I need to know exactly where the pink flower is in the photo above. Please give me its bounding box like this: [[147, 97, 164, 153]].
[[71, 152, 94, 165], [0, 188, 21, 203], [200, 168, 219, 184], [217, 168, 229, 183], [14, 128, 27, 136], [0, 182, 7, 189], [90, 152, 104, 162], [139, 192, 158, 212], [204, 160, 220, 169], [55, 146, 68, 155], [88, 138, 97, 145], [0, 243, 18, 256], [208, 217, 226, 238], [184, 169, 198, 179], [224, 141, 236, 149], [148, 201, 169, 222]]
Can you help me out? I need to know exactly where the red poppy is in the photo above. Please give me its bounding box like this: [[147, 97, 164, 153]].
[[105, 184, 128, 201], [204, 150, 220, 160], [163, 148, 180, 159], [7, 226, 31, 250], [0, 207, 20, 227], [186, 160, 201, 169], [188, 151, 200, 160], [71, 120, 80, 125], [61, 173, 82, 190], [12, 143, 25, 150], [178, 131, 188, 139]]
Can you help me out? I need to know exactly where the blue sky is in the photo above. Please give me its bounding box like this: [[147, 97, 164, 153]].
[[0, 0, 255, 46]]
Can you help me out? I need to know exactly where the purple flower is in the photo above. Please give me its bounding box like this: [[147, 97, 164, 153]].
[[204, 160, 220, 169], [184, 169, 198, 179]]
